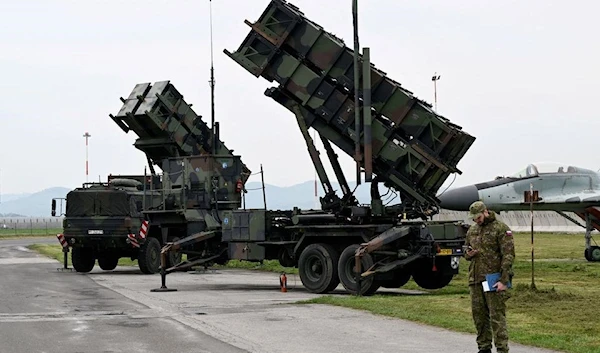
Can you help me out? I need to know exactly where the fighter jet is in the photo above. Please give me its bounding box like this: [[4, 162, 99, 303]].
[[437, 162, 600, 262]]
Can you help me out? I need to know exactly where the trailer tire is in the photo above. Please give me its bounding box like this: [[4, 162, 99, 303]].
[[72, 247, 95, 273], [337, 244, 380, 296], [380, 269, 412, 289], [298, 243, 340, 294], [411, 258, 454, 290], [138, 237, 161, 274], [98, 255, 119, 271]]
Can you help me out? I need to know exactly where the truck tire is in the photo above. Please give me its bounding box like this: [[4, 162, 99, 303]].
[[138, 237, 161, 274], [337, 244, 380, 296], [72, 247, 95, 273], [98, 255, 119, 271], [298, 243, 340, 294]]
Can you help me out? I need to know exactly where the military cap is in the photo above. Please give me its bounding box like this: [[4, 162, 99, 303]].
[[468, 200, 487, 219]]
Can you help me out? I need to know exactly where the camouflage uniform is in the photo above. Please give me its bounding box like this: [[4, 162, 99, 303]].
[[465, 201, 515, 353]]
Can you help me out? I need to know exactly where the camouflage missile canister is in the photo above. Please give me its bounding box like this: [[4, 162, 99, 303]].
[[110, 80, 251, 184], [224, 0, 475, 208]]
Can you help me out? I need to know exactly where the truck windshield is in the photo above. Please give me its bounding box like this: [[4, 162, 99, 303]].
[[66, 190, 132, 217]]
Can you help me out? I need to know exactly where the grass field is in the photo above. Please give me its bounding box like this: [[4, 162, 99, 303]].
[[27, 232, 600, 353], [0, 228, 62, 238]]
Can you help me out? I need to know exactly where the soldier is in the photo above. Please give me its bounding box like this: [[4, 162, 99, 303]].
[[465, 201, 515, 353]]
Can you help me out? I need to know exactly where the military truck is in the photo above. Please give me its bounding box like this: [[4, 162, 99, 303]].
[[51, 174, 178, 274], [107, 0, 475, 296]]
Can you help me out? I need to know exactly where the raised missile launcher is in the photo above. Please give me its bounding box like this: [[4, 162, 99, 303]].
[[220, 0, 476, 294], [110, 80, 257, 279], [224, 0, 474, 218]]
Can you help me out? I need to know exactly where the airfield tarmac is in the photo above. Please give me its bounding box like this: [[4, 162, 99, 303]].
[[0, 238, 562, 353]]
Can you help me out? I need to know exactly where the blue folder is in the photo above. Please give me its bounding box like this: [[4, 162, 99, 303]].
[[483, 272, 512, 292]]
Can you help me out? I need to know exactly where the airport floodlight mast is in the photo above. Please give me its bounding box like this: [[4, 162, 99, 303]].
[[83, 132, 91, 182], [432, 73, 441, 111]]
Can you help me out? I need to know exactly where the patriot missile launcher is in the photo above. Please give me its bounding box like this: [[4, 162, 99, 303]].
[[221, 0, 476, 294]]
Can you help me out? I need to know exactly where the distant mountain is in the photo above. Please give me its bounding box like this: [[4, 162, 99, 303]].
[[0, 181, 398, 217], [0, 187, 71, 217], [0, 192, 32, 203]]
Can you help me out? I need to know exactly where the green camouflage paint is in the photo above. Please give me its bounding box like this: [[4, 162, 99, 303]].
[[224, 0, 476, 215], [111, 80, 251, 183]]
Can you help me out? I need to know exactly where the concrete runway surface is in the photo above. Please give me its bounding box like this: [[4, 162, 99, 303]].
[[1, 237, 563, 353]]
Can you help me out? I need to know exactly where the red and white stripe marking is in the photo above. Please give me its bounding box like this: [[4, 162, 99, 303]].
[[139, 220, 149, 239], [127, 233, 140, 248], [56, 234, 68, 248]]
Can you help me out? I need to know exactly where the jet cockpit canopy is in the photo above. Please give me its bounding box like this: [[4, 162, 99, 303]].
[[509, 162, 596, 178]]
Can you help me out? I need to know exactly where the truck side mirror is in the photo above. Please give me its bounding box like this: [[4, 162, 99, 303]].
[[51, 199, 56, 217]]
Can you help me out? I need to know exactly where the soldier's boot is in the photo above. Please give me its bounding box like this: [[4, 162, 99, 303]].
[[477, 349, 491, 353]]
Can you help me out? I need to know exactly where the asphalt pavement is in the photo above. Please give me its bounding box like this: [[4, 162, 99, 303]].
[[0, 237, 247, 353]]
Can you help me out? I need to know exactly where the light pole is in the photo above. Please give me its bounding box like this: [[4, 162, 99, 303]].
[[83, 132, 91, 182], [432, 72, 440, 112]]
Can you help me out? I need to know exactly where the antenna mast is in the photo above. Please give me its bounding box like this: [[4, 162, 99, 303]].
[[209, 0, 216, 154]]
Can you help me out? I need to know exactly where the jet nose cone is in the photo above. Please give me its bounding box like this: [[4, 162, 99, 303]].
[[437, 185, 479, 211]]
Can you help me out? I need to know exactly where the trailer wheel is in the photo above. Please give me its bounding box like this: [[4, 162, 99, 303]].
[[298, 243, 340, 294], [98, 255, 119, 271], [72, 247, 95, 273], [138, 237, 161, 274], [337, 244, 380, 296], [380, 269, 412, 289], [411, 258, 454, 290]]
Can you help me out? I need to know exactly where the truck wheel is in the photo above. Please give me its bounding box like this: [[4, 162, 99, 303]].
[[98, 255, 119, 271], [72, 247, 95, 273], [138, 237, 161, 274], [337, 244, 380, 296], [298, 243, 340, 294], [411, 258, 454, 290]]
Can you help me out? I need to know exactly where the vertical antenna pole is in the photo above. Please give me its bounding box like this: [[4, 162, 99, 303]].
[[209, 0, 216, 154], [352, 0, 361, 187], [83, 132, 91, 182], [530, 182, 536, 290], [260, 164, 267, 210], [431, 73, 440, 112]]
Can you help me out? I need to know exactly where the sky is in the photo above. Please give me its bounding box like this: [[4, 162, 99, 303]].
[[1, 0, 599, 195]]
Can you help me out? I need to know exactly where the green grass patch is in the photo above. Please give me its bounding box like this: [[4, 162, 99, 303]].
[[0, 228, 62, 238]]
